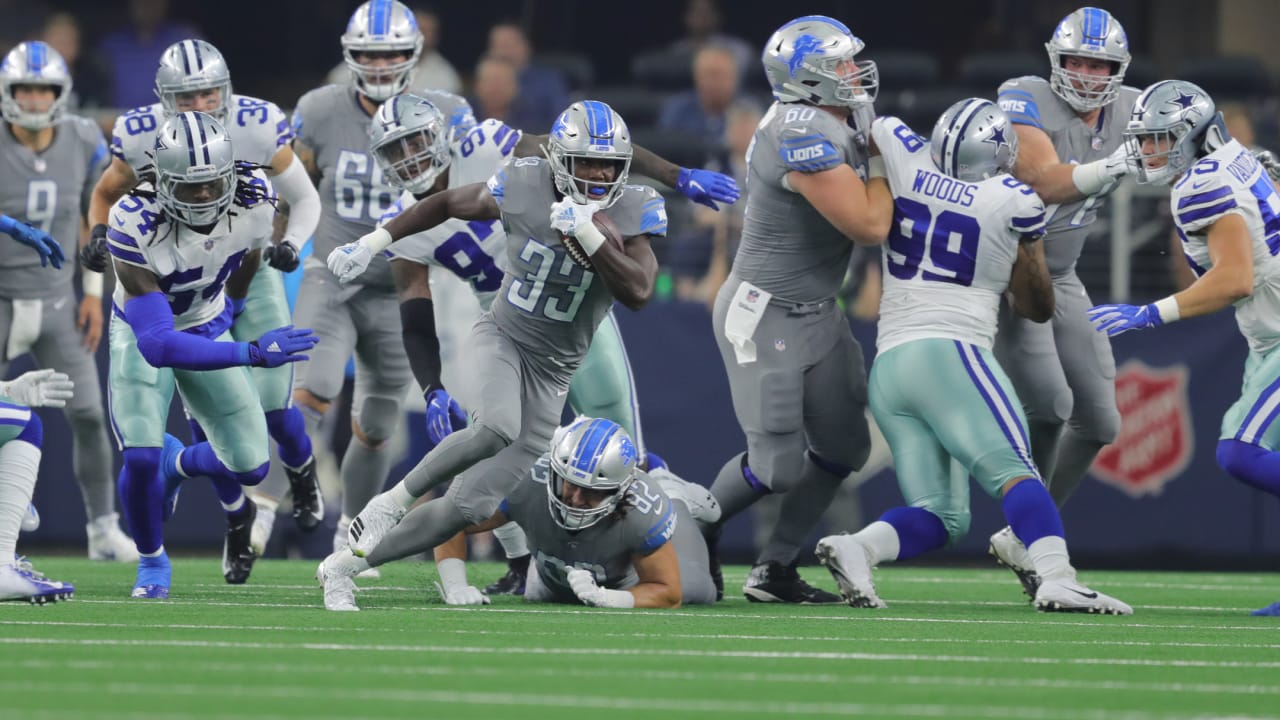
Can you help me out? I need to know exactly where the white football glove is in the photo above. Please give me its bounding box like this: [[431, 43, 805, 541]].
[[0, 369, 73, 408], [549, 197, 600, 236], [567, 567, 608, 606], [434, 580, 491, 606], [327, 238, 374, 284]]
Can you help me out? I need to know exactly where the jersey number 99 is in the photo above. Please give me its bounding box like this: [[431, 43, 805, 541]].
[[886, 198, 979, 286]]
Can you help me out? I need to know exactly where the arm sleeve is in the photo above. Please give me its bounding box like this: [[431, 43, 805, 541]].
[[997, 80, 1044, 130], [399, 297, 443, 394], [124, 292, 253, 370], [272, 154, 320, 246]]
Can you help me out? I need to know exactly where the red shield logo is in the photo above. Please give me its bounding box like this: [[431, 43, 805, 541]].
[[1092, 361, 1193, 497]]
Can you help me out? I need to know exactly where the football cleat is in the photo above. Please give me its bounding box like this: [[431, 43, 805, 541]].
[[1035, 573, 1132, 615], [222, 501, 257, 584], [650, 466, 721, 524], [249, 496, 278, 557], [484, 554, 529, 596], [316, 551, 366, 611], [347, 492, 406, 558], [130, 552, 170, 600], [1, 561, 73, 604], [20, 502, 39, 533], [160, 433, 185, 521], [334, 517, 381, 579], [1251, 601, 1280, 617], [742, 561, 842, 604], [815, 534, 887, 609], [285, 456, 324, 532], [989, 526, 1040, 600], [87, 512, 139, 562]]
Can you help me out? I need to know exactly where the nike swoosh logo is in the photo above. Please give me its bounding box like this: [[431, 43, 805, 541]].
[[1191, 180, 1212, 190], [1068, 587, 1099, 599]]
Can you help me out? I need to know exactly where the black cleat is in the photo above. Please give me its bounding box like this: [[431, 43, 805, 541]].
[[223, 501, 258, 584], [286, 457, 324, 532], [484, 554, 529, 596], [742, 561, 842, 604]]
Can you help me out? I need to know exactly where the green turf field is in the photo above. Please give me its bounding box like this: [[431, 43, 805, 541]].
[[2, 558, 1278, 720]]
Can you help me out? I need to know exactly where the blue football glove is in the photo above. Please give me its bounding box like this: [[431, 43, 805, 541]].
[[676, 168, 740, 211], [425, 387, 467, 446], [0, 215, 65, 269], [1086, 303, 1163, 337], [248, 325, 319, 368]]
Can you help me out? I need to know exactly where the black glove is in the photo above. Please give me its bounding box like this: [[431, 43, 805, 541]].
[[263, 240, 300, 272], [81, 224, 109, 273]]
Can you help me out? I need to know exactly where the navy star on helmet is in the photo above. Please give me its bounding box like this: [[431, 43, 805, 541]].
[[1045, 7, 1130, 112], [762, 15, 877, 109], [1123, 80, 1216, 185], [930, 98, 1019, 182], [341, 0, 423, 102], [0, 41, 72, 130]]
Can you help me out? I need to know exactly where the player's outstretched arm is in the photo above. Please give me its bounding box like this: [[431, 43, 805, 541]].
[[1008, 237, 1055, 323], [0, 214, 64, 268], [1164, 214, 1254, 317], [1011, 125, 1132, 204], [787, 165, 893, 245], [264, 146, 321, 269], [628, 541, 683, 609]]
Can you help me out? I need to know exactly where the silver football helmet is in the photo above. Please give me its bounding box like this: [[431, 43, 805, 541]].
[[547, 418, 640, 531], [1123, 80, 1216, 185], [153, 111, 237, 227], [0, 41, 71, 130], [419, 89, 477, 143], [542, 100, 633, 208], [762, 15, 877, 109], [369, 93, 450, 194], [931, 98, 1019, 182], [341, 0, 423, 102], [155, 39, 232, 123], [1046, 7, 1131, 112]]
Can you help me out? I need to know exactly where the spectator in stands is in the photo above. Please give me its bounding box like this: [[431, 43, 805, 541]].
[[485, 20, 567, 131], [42, 13, 113, 111], [326, 5, 461, 95], [97, 0, 200, 109], [658, 44, 740, 153], [470, 55, 519, 127], [666, 0, 753, 81]]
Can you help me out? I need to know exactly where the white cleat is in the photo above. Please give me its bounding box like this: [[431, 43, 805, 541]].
[[1035, 573, 1133, 615], [249, 497, 279, 557], [1, 561, 74, 604], [87, 513, 139, 562], [334, 518, 381, 579], [989, 526, 1040, 600], [316, 551, 367, 611], [815, 534, 886, 609], [347, 493, 405, 558], [650, 467, 721, 524]]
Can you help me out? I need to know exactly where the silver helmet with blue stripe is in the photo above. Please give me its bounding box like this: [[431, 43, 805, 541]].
[[762, 15, 877, 109], [153, 111, 237, 227], [930, 98, 1018, 182], [547, 417, 639, 531], [542, 100, 633, 208], [369, 93, 450, 194], [1123, 80, 1216, 185], [155, 39, 232, 123], [1046, 7, 1131, 112], [341, 0, 423, 102], [0, 41, 71, 130]]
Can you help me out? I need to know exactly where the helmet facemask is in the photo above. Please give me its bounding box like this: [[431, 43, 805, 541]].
[[545, 418, 639, 531], [154, 40, 233, 124], [547, 150, 631, 208], [1048, 53, 1128, 112], [1, 82, 66, 130], [0, 42, 71, 130], [1124, 124, 1191, 185], [373, 120, 450, 194], [343, 47, 419, 102], [157, 169, 236, 228]]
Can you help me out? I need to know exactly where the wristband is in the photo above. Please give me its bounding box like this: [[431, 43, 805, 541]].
[[437, 557, 469, 590], [360, 227, 393, 254], [596, 588, 636, 608], [82, 270, 103, 297], [1071, 159, 1111, 196], [1153, 296, 1181, 324], [867, 156, 887, 179], [573, 217, 607, 256]]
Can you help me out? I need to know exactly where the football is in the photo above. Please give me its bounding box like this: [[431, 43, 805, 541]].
[[561, 214, 624, 270]]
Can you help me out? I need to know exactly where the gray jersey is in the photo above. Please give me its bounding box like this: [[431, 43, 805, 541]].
[[112, 95, 292, 176], [293, 84, 401, 288], [733, 101, 869, 303], [484, 157, 667, 363], [502, 454, 677, 598], [997, 76, 1138, 276], [0, 115, 108, 299]]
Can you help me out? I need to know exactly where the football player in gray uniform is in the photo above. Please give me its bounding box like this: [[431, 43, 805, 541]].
[[0, 41, 133, 561], [702, 15, 892, 604], [988, 7, 1143, 598], [317, 100, 668, 610]]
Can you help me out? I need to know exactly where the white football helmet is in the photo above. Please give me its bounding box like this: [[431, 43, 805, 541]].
[[0, 41, 71, 130], [341, 0, 423, 102], [547, 418, 639, 531]]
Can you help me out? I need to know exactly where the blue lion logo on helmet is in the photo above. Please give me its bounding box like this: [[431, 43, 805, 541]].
[[787, 33, 824, 78]]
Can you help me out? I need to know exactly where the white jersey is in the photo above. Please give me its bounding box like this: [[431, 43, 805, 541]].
[[107, 169, 276, 331], [111, 95, 292, 174], [872, 116, 1047, 353], [1173, 139, 1280, 354], [383, 118, 521, 309]]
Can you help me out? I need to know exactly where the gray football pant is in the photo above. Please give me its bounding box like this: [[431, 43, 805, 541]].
[[994, 271, 1120, 506], [0, 292, 115, 520]]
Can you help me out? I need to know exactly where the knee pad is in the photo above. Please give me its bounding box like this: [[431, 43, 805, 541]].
[[471, 419, 516, 449], [910, 498, 971, 545], [14, 413, 42, 447], [1070, 403, 1122, 445], [228, 462, 270, 487], [1023, 385, 1072, 426], [354, 394, 403, 443], [807, 449, 856, 480], [65, 404, 106, 428], [744, 448, 806, 494]]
